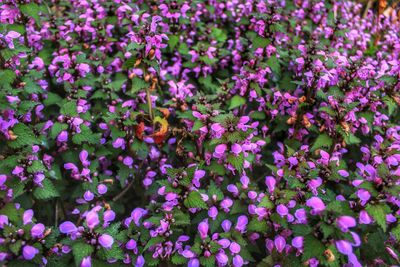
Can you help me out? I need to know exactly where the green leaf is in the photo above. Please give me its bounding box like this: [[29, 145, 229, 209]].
[[247, 218, 267, 233], [252, 36, 270, 49], [343, 133, 361, 145], [208, 182, 224, 201], [229, 95, 246, 110], [131, 77, 148, 94], [383, 96, 396, 116], [171, 254, 188, 265], [168, 35, 179, 51], [0, 70, 17, 88], [200, 255, 215, 267], [27, 160, 46, 173], [211, 28, 227, 42], [391, 224, 400, 240], [8, 123, 38, 148], [72, 242, 94, 266], [61, 102, 78, 116], [50, 123, 68, 139], [72, 125, 100, 145], [302, 235, 325, 261], [184, 191, 208, 209], [143, 236, 163, 251], [311, 133, 333, 152], [20, 3, 41, 26], [33, 179, 60, 200], [366, 204, 390, 232], [227, 153, 244, 171], [267, 55, 281, 76]]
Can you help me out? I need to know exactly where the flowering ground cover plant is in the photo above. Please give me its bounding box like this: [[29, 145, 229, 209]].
[[0, 0, 400, 266]]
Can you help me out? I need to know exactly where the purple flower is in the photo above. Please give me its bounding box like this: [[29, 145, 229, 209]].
[[232, 255, 244, 267], [0, 215, 9, 229], [97, 184, 108, 195], [216, 251, 228, 266], [229, 242, 241, 254], [0, 174, 7, 186], [277, 204, 288, 217], [274, 235, 286, 253], [31, 223, 45, 238], [235, 215, 248, 233], [231, 143, 242, 155], [208, 206, 218, 220], [336, 216, 356, 232], [292, 236, 303, 249], [123, 156, 133, 166], [86, 211, 100, 229], [22, 245, 39, 260], [59, 221, 78, 234], [135, 255, 145, 267], [98, 234, 114, 249], [221, 220, 232, 232], [188, 258, 199, 267], [83, 191, 94, 202], [306, 197, 326, 214], [213, 144, 227, 159], [112, 138, 125, 149], [79, 150, 90, 167], [356, 189, 370, 205], [81, 256, 92, 267], [126, 239, 137, 250], [23, 209, 34, 225], [198, 221, 208, 239], [265, 176, 276, 193], [57, 130, 68, 142]]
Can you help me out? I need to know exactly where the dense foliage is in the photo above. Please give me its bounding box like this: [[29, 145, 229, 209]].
[[0, 0, 400, 266]]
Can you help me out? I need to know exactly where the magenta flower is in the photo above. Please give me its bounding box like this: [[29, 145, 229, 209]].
[[0, 215, 8, 229], [336, 216, 356, 232], [57, 130, 68, 142], [292, 236, 304, 249], [81, 256, 92, 267], [229, 242, 241, 254], [31, 223, 45, 238], [86, 211, 100, 229], [235, 215, 248, 233], [98, 234, 114, 249], [265, 176, 276, 193], [59, 221, 78, 234], [213, 144, 227, 159], [274, 235, 286, 253], [22, 245, 39, 260], [232, 255, 244, 267], [306, 197, 326, 214], [198, 221, 209, 239]]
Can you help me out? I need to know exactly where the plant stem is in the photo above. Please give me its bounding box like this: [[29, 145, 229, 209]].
[[146, 87, 154, 121]]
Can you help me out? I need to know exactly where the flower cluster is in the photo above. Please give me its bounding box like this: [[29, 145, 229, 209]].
[[0, 0, 400, 266]]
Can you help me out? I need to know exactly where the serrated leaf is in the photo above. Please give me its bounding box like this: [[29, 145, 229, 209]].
[[311, 133, 333, 152], [302, 235, 325, 261], [252, 36, 270, 49], [60, 102, 78, 116], [33, 179, 60, 199], [227, 153, 244, 171], [229, 95, 246, 110], [366, 204, 390, 232], [171, 254, 187, 265], [267, 55, 281, 76], [20, 3, 41, 26], [184, 191, 208, 209], [72, 242, 94, 266], [8, 123, 38, 148], [143, 236, 163, 251], [247, 218, 267, 233]]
